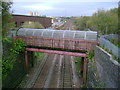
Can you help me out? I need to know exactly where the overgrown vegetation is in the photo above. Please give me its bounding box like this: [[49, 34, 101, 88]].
[[2, 38, 26, 80], [74, 8, 118, 34], [99, 45, 120, 63], [109, 38, 120, 48], [86, 49, 105, 88], [75, 57, 82, 77], [22, 21, 44, 29], [34, 52, 44, 61], [1, 1, 15, 37], [87, 49, 94, 60], [112, 56, 120, 63]]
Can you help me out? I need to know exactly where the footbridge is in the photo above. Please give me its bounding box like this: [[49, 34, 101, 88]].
[[13, 28, 98, 83], [14, 29, 98, 52]]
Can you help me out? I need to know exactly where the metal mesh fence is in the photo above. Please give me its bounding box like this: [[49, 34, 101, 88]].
[[99, 34, 120, 58], [17, 28, 98, 40]]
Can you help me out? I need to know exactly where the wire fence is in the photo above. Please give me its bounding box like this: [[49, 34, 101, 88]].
[[99, 34, 120, 59]]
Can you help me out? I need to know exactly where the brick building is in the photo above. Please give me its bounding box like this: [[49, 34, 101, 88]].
[[11, 14, 52, 28]]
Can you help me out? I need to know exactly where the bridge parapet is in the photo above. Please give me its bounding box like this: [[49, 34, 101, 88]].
[[14, 29, 98, 51], [14, 36, 98, 51]]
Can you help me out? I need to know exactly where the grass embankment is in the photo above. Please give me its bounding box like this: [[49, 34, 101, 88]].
[[101, 38, 120, 63], [109, 38, 120, 48], [75, 56, 82, 77], [99, 45, 120, 63]]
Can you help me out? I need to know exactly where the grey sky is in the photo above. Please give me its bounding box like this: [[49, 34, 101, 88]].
[[11, 1, 118, 17]]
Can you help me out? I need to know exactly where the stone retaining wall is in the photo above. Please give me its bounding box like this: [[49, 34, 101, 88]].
[[87, 58, 104, 88], [94, 46, 120, 88]]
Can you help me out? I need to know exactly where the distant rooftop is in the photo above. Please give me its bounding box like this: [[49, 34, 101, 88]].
[[12, 14, 50, 18]]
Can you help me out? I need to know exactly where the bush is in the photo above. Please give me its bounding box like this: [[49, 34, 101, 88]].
[[2, 38, 26, 80], [22, 21, 44, 29]]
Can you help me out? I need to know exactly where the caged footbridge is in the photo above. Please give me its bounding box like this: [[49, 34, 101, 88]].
[[13, 28, 98, 83]]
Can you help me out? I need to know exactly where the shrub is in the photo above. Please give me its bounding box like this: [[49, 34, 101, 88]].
[[2, 38, 26, 80]]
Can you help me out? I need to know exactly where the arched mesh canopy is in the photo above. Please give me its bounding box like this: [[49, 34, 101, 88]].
[[17, 28, 97, 40]]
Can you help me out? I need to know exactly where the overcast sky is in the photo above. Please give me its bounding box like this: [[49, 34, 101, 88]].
[[11, 0, 118, 17]]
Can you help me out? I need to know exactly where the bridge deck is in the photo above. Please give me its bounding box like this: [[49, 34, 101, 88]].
[[14, 36, 98, 51]]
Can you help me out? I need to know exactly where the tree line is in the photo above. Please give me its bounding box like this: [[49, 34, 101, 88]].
[[74, 8, 119, 35]]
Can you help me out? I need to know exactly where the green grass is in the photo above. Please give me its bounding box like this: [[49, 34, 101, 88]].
[[99, 46, 120, 63], [112, 56, 120, 63], [34, 52, 45, 61], [109, 38, 120, 48], [75, 56, 82, 77]]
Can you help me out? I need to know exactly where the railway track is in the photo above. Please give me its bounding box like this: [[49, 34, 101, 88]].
[[32, 54, 81, 88], [47, 55, 60, 88], [63, 55, 73, 88], [33, 54, 55, 88]]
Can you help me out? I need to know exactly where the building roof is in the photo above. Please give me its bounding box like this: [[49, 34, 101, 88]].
[[12, 14, 51, 19]]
